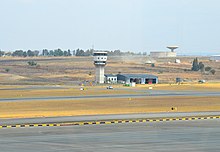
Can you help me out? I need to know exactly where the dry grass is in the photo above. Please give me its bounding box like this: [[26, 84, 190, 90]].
[[0, 87, 137, 98], [0, 96, 220, 119], [150, 83, 220, 91], [0, 83, 219, 98], [0, 56, 219, 85]]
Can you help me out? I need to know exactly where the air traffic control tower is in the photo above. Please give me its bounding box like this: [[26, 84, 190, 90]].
[[93, 51, 108, 84]]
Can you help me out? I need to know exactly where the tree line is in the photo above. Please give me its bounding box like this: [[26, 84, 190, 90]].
[[0, 49, 136, 57]]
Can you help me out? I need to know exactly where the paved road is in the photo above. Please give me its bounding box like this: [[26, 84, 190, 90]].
[[0, 90, 219, 102], [0, 119, 220, 152], [1, 112, 220, 125]]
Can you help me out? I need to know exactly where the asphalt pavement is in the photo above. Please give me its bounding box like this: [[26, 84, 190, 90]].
[[0, 90, 219, 102], [0, 119, 220, 152], [1, 112, 220, 125]]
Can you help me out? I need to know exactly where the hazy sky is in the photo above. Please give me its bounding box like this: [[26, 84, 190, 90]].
[[0, 0, 220, 55]]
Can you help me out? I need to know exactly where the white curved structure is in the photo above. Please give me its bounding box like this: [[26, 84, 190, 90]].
[[167, 46, 179, 52], [93, 51, 108, 84]]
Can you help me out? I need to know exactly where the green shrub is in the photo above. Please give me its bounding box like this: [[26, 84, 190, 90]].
[[28, 61, 37, 66], [205, 66, 212, 71], [210, 69, 216, 75], [5, 68, 10, 72]]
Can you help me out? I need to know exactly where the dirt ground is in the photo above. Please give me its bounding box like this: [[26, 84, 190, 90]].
[[0, 56, 219, 85]]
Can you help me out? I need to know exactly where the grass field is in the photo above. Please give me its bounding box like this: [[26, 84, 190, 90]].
[[0, 96, 220, 119], [0, 83, 219, 99], [139, 83, 220, 91], [0, 83, 219, 119], [0, 87, 138, 98]]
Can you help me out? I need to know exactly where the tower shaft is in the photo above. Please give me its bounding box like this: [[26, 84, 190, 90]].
[[95, 65, 105, 84]]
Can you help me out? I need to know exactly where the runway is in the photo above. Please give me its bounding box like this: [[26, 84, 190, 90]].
[[0, 119, 220, 152], [1, 112, 220, 126], [0, 90, 219, 102]]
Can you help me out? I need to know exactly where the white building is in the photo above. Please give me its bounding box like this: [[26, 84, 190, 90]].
[[93, 51, 108, 84], [175, 59, 181, 63], [150, 52, 177, 58], [210, 55, 220, 62], [105, 74, 117, 83]]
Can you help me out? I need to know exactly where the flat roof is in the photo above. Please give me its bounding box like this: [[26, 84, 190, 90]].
[[118, 74, 158, 79], [105, 74, 117, 77]]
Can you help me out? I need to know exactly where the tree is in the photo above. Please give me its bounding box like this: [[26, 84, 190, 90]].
[[64, 51, 68, 56], [151, 63, 155, 67], [192, 58, 199, 71], [67, 49, 72, 56], [27, 50, 35, 57], [49, 50, 54, 56], [84, 49, 93, 56], [72, 50, 76, 56], [33, 50, 39, 56], [12, 50, 25, 57], [199, 62, 205, 72], [42, 49, 49, 56], [0, 50, 5, 57], [75, 49, 85, 56], [54, 49, 64, 56], [210, 69, 216, 75], [23, 51, 27, 57], [114, 50, 121, 56], [205, 66, 212, 72]]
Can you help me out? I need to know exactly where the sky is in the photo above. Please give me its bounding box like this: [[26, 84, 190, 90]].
[[0, 0, 220, 55]]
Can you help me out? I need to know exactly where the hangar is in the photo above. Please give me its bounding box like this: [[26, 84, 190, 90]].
[[117, 74, 158, 84]]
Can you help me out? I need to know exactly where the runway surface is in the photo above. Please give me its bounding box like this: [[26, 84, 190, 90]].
[[0, 90, 219, 102], [0, 119, 220, 152], [1, 112, 220, 125]]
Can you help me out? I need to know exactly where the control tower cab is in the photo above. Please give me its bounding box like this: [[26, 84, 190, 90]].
[[93, 52, 107, 65], [93, 51, 108, 84]]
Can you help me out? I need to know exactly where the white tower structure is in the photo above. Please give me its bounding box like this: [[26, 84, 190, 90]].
[[167, 46, 179, 52], [93, 51, 108, 84]]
